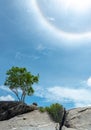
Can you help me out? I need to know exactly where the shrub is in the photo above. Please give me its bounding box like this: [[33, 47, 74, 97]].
[[46, 103, 64, 123], [39, 103, 64, 123], [39, 107, 46, 113]]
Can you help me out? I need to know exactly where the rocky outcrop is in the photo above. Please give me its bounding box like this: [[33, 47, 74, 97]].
[[0, 110, 59, 130], [0, 101, 66, 130], [62, 107, 91, 130], [0, 101, 37, 121], [0, 102, 91, 130]]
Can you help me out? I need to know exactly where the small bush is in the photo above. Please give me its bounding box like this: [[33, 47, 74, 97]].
[[38, 103, 64, 123], [46, 103, 64, 123], [39, 107, 46, 113]]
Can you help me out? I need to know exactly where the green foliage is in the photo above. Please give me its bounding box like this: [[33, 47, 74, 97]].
[[46, 103, 64, 123], [39, 107, 46, 113], [39, 103, 64, 123], [4, 66, 39, 103]]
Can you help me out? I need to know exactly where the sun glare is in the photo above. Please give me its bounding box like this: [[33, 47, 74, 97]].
[[31, 0, 91, 46], [59, 0, 91, 13]]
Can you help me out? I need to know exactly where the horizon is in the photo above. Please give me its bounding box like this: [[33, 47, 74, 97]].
[[1, 0, 91, 109]]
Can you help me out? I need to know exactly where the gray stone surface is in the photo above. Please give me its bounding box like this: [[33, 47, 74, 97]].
[[62, 107, 91, 130], [62, 126, 77, 130], [0, 110, 59, 130], [1, 105, 91, 130]]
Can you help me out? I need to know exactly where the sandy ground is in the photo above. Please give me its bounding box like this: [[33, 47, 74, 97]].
[[0, 110, 59, 130]]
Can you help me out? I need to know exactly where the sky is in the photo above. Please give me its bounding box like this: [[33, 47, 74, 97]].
[[1, 0, 91, 109]]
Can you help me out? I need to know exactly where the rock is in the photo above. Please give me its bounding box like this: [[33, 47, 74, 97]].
[[0, 110, 59, 130], [32, 102, 38, 106], [62, 126, 77, 130], [62, 107, 91, 130], [0, 101, 37, 121], [1, 101, 91, 130]]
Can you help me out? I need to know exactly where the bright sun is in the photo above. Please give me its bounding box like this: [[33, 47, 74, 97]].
[[59, 0, 91, 13]]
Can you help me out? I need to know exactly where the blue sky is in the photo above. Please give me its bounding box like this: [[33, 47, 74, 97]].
[[1, 0, 91, 109]]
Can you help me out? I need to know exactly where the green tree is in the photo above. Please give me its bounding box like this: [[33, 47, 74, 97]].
[[4, 66, 39, 103]]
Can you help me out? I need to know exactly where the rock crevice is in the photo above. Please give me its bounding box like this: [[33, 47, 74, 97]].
[[60, 108, 67, 130]]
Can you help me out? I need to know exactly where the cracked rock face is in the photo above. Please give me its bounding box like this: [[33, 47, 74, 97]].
[[62, 107, 91, 130], [0, 109, 59, 130]]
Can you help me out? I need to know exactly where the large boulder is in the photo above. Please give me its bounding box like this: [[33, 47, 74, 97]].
[[0, 110, 59, 130], [62, 107, 91, 130], [0, 101, 37, 121]]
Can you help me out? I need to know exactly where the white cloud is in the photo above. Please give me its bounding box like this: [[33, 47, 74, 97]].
[[0, 95, 15, 101], [87, 77, 91, 87], [47, 17, 55, 22], [34, 86, 46, 98], [15, 52, 39, 60], [0, 85, 22, 94], [34, 86, 91, 108], [47, 86, 91, 107], [0, 85, 12, 93], [36, 44, 46, 51], [15, 52, 22, 60]]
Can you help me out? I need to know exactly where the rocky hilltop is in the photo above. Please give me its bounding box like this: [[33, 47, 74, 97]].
[[0, 101, 91, 130], [62, 107, 91, 130], [0, 101, 59, 130]]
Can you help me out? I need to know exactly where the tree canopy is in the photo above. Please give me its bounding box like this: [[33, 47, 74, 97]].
[[4, 66, 39, 103]]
